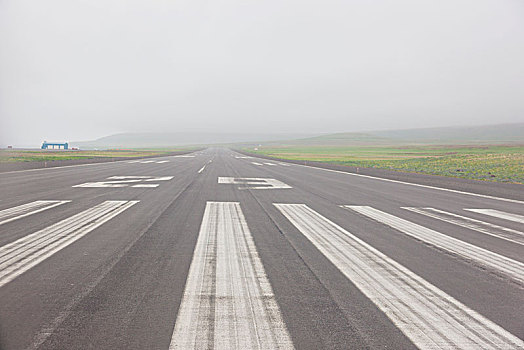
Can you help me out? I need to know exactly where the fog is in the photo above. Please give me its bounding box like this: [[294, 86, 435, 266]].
[[1, 0, 523, 147]]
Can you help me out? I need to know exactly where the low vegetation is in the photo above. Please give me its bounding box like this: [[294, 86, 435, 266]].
[[246, 144, 524, 184], [0, 149, 182, 163]]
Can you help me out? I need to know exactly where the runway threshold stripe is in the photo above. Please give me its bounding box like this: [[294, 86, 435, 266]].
[[0, 200, 71, 226], [0, 200, 138, 288], [346, 206, 524, 284], [169, 202, 293, 350], [464, 209, 524, 224], [403, 207, 524, 246], [275, 204, 524, 350]]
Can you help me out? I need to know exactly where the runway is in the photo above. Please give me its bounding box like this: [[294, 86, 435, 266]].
[[0, 148, 522, 349]]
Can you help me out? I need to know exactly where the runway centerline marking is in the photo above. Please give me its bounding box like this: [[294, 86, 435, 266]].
[[251, 162, 263, 166], [72, 176, 174, 188], [0, 200, 138, 288], [218, 177, 292, 190], [403, 207, 524, 246], [346, 206, 524, 284], [0, 200, 70, 226], [275, 203, 524, 349], [169, 202, 294, 349], [464, 209, 524, 224]]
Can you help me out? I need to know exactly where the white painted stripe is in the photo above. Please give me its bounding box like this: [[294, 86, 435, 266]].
[[197, 165, 206, 173], [145, 176, 173, 181], [74, 176, 173, 188], [218, 177, 292, 190], [251, 162, 263, 166], [141, 160, 155, 163], [275, 204, 524, 349], [278, 163, 291, 166], [0, 201, 71, 226], [346, 206, 524, 284], [236, 154, 523, 204], [73, 179, 142, 187], [169, 202, 293, 350], [403, 207, 524, 246], [0, 200, 138, 288], [157, 160, 170, 163], [264, 162, 277, 166], [108, 176, 151, 179], [173, 155, 195, 158], [131, 184, 159, 188], [464, 209, 524, 224]]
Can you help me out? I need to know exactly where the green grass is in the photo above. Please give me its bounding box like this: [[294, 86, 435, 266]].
[[245, 144, 524, 184], [0, 149, 184, 163]]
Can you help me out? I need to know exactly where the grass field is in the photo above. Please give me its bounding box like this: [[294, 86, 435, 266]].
[[0, 149, 184, 163], [246, 144, 524, 184]]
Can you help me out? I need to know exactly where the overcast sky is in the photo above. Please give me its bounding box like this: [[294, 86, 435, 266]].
[[1, 0, 523, 146]]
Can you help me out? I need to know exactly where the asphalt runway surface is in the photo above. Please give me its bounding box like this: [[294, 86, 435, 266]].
[[0, 148, 522, 349]]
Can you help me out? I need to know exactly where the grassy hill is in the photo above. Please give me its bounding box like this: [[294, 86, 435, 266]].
[[242, 123, 524, 184], [73, 132, 314, 149], [265, 123, 524, 147]]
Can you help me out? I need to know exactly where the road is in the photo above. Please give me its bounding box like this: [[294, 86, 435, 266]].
[[0, 148, 522, 349]]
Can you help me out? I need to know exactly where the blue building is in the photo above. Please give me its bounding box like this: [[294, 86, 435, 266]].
[[41, 141, 68, 150]]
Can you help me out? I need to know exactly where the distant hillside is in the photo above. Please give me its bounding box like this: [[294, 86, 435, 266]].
[[73, 132, 314, 149], [73, 123, 523, 149], [255, 123, 524, 147], [278, 132, 393, 146], [371, 123, 524, 143]]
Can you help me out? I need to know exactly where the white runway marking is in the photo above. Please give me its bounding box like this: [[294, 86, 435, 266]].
[[264, 162, 277, 166], [346, 206, 524, 284], [218, 177, 292, 190], [169, 202, 293, 350], [275, 204, 524, 350], [173, 155, 195, 158], [0, 200, 138, 288], [235, 156, 253, 159], [403, 207, 524, 246], [128, 160, 170, 164], [73, 176, 173, 188], [197, 165, 206, 173], [278, 163, 291, 166], [464, 209, 524, 224], [251, 162, 263, 166], [0, 200, 70, 226]]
